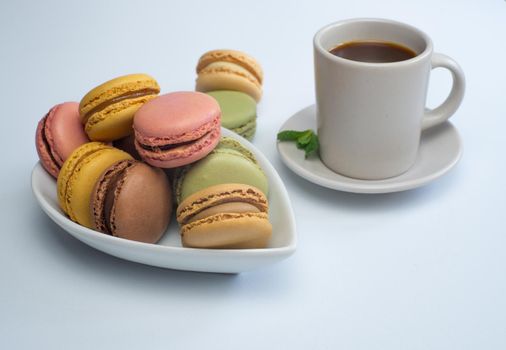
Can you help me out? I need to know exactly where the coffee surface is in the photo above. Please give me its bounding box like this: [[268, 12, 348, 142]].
[[329, 41, 416, 63]]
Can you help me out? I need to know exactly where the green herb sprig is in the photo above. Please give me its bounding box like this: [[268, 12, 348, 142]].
[[277, 129, 319, 158]]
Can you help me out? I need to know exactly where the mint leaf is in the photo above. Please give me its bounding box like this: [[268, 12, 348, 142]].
[[304, 134, 319, 158], [277, 130, 306, 141], [277, 129, 320, 158], [296, 130, 313, 149]]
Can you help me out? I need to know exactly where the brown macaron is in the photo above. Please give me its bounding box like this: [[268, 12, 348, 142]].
[[176, 183, 272, 249], [91, 159, 172, 243]]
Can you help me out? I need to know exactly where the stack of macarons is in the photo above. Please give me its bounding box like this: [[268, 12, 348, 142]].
[[35, 63, 272, 248], [171, 137, 271, 248], [196, 50, 263, 140]]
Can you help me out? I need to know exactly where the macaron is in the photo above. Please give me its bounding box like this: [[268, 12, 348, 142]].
[[57, 142, 132, 228], [176, 183, 272, 249], [173, 137, 268, 203], [196, 50, 263, 102], [35, 102, 90, 178], [91, 159, 172, 243], [133, 91, 221, 168], [206, 91, 257, 140], [79, 73, 160, 142]]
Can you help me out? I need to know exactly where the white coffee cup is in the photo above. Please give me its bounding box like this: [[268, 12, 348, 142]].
[[314, 18, 465, 180]]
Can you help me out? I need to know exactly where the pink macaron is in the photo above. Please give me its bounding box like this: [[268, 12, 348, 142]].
[[35, 102, 90, 178], [133, 91, 221, 168]]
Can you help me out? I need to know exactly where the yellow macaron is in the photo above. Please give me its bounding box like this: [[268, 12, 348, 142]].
[[196, 50, 263, 102], [79, 73, 160, 141], [57, 142, 133, 228]]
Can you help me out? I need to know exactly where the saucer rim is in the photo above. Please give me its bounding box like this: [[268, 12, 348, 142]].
[[276, 104, 462, 194]]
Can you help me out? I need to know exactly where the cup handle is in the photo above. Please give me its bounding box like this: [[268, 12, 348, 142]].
[[422, 53, 466, 131]]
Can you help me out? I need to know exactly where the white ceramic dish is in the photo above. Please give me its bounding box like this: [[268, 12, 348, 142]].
[[32, 129, 297, 273], [277, 105, 462, 194]]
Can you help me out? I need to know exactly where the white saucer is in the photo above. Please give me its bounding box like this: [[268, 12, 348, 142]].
[[277, 105, 462, 194]]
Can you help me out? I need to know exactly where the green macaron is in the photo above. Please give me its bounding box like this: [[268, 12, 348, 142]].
[[173, 137, 268, 203], [206, 91, 257, 140]]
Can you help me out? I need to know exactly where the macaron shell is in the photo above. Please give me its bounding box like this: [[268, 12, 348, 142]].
[[173, 137, 265, 202], [181, 212, 272, 249], [57, 142, 111, 214], [196, 62, 262, 102], [35, 102, 89, 178], [133, 91, 221, 140], [196, 49, 263, 84], [176, 148, 269, 203], [216, 137, 257, 163], [108, 162, 172, 243], [85, 95, 157, 141], [48, 102, 90, 161], [206, 91, 256, 129]]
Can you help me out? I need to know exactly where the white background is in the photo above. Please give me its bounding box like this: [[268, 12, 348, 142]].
[[1, 0, 505, 349]]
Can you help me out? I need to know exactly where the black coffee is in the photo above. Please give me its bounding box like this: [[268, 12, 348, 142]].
[[329, 41, 416, 63]]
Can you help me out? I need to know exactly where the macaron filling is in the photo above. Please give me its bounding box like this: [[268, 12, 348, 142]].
[[134, 115, 221, 162], [231, 119, 256, 139], [82, 88, 159, 124], [135, 114, 220, 148], [199, 62, 261, 88], [92, 159, 135, 235], [38, 113, 61, 169], [137, 130, 215, 152], [138, 138, 198, 152], [181, 212, 269, 234], [186, 202, 262, 224], [177, 184, 269, 223]]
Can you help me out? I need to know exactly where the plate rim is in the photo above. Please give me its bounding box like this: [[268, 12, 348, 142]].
[[277, 104, 463, 194]]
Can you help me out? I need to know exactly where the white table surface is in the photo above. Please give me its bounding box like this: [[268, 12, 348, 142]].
[[1, 0, 505, 349]]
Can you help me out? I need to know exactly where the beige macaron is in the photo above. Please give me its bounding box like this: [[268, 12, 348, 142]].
[[176, 183, 272, 249], [195, 50, 263, 102]]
